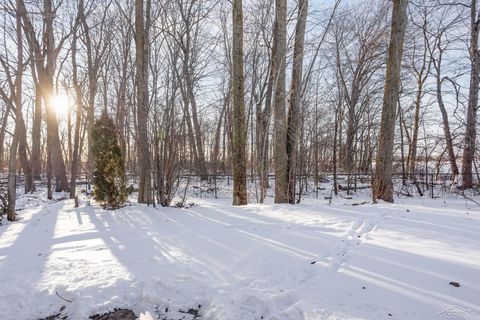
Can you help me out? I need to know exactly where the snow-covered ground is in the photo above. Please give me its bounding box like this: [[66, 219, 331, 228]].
[[0, 189, 479, 320]]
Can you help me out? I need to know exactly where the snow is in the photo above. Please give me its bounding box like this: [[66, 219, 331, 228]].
[[0, 191, 479, 320]]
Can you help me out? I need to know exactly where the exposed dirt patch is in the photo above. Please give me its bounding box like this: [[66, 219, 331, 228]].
[[90, 308, 136, 320]]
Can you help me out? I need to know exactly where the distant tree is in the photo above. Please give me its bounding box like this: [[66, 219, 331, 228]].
[[92, 113, 128, 209]]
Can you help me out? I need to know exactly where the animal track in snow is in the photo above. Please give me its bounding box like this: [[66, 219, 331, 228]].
[[324, 213, 388, 272]]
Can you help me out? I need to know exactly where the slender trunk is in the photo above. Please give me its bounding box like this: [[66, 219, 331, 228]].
[[31, 66, 42, 179], [333, 103, 339, 196], [408, 88, 422, 178], [7, 0, 24, 220], [183, 60, 208, 179], [17, 112, 34, 193], [212, 98, 227, 170], [258, 55, 275, 203], [0, 105, 11, 170], [286, 0, 308, 204], [7, 130, 19, 221], [82, 9, 97, 180], [435, 62, 459, 180], [408, 37, 430, 179], [399, 108, 407, 185], [70, 11, 83, 199]]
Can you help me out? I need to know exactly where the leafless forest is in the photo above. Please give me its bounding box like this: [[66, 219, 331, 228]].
[[0, 0, 479, 217]]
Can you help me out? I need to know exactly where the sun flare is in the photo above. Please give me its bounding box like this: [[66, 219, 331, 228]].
[[51, 93, 71, 117]]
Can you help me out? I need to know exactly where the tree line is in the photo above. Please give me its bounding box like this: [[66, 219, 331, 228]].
[[0, 0, 479, 220]]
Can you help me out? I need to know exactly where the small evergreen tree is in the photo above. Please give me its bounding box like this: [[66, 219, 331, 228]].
[[92, 112, 128, 209]]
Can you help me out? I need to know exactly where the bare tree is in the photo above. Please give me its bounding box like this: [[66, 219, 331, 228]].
[[0, 1, 35, 194], [425, 3, 463, 181], [406, 3, 432, 179], [20, 0, 70, 192]]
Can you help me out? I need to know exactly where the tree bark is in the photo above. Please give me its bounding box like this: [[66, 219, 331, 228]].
[[70, 6, 83, 199], [257, 40, 276, 203], [286, 0, 308, 204], [135, 0, 152, 204], [7, 0, 25, 221], [433, 57, 459, 180], [372, 0, 409, 203], [232, 0, 248, 205], [273, 0, 288, 203], [30, 56, 42, 180], [0, 105, 11, 170], [462, 0, 480, 189]]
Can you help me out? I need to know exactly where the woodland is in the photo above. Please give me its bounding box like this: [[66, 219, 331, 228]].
[[0, 1, 480, 319]]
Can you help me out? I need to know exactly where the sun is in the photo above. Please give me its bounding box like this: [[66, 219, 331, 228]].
[[51, 93, 71, 117]]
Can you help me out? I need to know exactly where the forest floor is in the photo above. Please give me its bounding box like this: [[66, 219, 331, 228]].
[[0, 188, 479, 320]]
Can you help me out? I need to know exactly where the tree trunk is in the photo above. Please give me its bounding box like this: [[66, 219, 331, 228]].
[[27, 0, 70, 192], [212, 96, 227, 170], [372, 0, 409, 203], [273, 0, 288, 203], [434, 60, 459, 180], [31, 62, 42, 180], [408, 27, 430, 179], [7, 130, 19, 221], [17, 111, 35, 193], [462, 0, 480, 189], [286, 0, 308, 204], [70, 9, 83, 199], [135, 0, 152, 204], [257, 46, 275, 203], [232, 0, 247, 205], [7, 0, 24, 221], [408, 87, 422, 178], [0, 105, 11, 170]]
